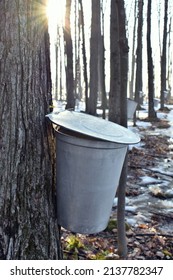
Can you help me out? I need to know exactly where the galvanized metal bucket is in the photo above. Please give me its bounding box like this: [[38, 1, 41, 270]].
[[56, 128, 127, 234], [127, 98, 138, 119], [46, 110, 140, 234]]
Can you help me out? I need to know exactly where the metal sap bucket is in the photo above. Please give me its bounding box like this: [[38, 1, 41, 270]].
[[154, 98, 160, 107], [127, 98, 138, 119], [46, 111, 140, 234]]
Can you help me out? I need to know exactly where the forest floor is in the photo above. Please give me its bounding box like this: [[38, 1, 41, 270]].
[[60, 107, 173, 260]]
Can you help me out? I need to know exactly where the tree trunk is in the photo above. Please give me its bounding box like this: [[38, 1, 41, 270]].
[[135, 0, 144, 106], [109, 0, 129, 259], [160, 0, 168, 110], [100, 1, 107, 119], [167, 17, 172, 98], [64, 0, 75, 109], [116, 0, 128, 259], [129, 0, 137, 100], [79, 0, 88, 111], [87, 0, 100, 115], [109, 0, 121, 124], [0, 0, 60, 259], [147, 0, 157, 119]]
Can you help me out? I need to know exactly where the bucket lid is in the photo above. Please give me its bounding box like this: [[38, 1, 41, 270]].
[[46, 110, 140, 144]]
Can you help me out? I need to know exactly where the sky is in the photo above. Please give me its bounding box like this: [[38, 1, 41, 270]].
[[46, 0, 173, 99]]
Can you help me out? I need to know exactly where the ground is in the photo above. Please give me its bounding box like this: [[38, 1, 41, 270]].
[[59, 108, 173, 260]]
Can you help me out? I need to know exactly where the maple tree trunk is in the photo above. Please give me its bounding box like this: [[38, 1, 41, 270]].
[[0, 0, 60, 259], [79, 0, 88, 111], [109, 0, 121, 124], [147, 0, 157, 119], [87, 0, 100, 115], [135, 0, 144, 106], [64, 0, 75, 109], [160, 0, 168, 110]]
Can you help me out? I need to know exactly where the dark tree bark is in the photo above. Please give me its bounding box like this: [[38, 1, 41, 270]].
[[116, 0, 129, 259], [100, 1, 107, 119], [64, 0, 75, 109], [109, 0, 129, 259], [129, 0, 137, 100], [0, 0, 60, 259], [147, 0, 157, 119], [87, 0, 100, 115], [160, 0, 168, 110], [135, 0, 144, 106], [79, 0, 88, 111], [109, 0, 121, 124]]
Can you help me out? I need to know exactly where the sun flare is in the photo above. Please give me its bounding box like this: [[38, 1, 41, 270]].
[[46, 0, 65, 26]]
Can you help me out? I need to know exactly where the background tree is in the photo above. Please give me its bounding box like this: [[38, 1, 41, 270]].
[[109, 0, 121, 124], [109, 0, 129, 259], [134, 0, 144, 106], [100, 0, 107, 119], [160, 0, 168, 110], [64, 0, 75, 109], [87, 0, 100, 115], [129, 0, 137, 100], [79, 0, 89, 111], [147, 0, 157, 119], [0, 0, 60, 259]]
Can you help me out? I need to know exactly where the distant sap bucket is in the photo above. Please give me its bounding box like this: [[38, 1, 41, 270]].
[[154, 98, 160, 107], [127, 98, 138, 119]]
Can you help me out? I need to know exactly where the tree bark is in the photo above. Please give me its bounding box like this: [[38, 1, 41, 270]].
[[160, 0, 168, 110], [109, 0, 129, 259], [109, 0, 121, 124], [135, 0, 144, 106], [87, 0, 100, 115], [129, 0, 137, 100], [79, 0, 88, 111], [64, 0, 75, 109], [0, 0, 60, 259], [147, 0, 157, 119]]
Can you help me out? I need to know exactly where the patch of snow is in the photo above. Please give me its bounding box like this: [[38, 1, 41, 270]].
[[125, 206, 138, 213], [139, 176, 162, 185]]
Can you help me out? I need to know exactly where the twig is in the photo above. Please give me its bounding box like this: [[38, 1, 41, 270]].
[[127, 232, 173, 238]]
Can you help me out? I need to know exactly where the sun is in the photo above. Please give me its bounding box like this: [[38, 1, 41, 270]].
[[46, 0, 65, 27]]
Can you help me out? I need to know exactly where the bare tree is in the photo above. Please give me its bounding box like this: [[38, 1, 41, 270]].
[[100, 0, 107, 119], [87, 0, 100, 115], [109, 0, 121, 124], [64, 0, 75, 109], [147, 0, 157, 119], [135, 0, 144, 106], [129, 0, 138, 100], [79, 0, 89, 111], [109, 0, 129, 259], [167, 16, 172, 97], [0, 0, 60, 259], [160, 0, 168, 110]]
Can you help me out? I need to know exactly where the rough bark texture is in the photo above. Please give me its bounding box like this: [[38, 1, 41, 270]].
[[160, 0, 168, 110], [87, 0, 100, 116], [79, 0, 88, 111], [109, 0, 121, 124], [135, 0, 143, 106], [147, 0, 157, 119], [109, 0, 129, 259], [64, 0, 75, 109], [0, 0, 59, 259], [116, 0, 128, 259], [129, 0, 137, 100]]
